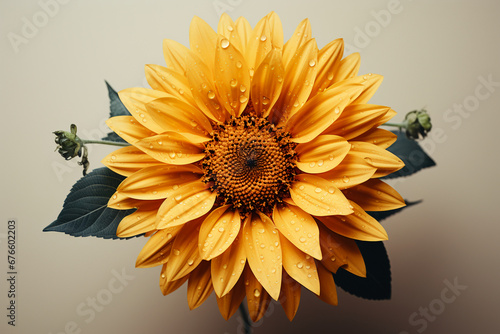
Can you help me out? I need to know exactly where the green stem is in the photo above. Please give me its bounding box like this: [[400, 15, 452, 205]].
[[81, 139, 130, 147], [383, 122, 407, 128], [239, 303, 252, 334]]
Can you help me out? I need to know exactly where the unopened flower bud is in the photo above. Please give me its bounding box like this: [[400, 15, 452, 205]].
[[404, 109, 432, 140], [53, 124, 89, 175]]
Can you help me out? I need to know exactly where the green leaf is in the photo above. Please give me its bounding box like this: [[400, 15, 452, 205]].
[[333, 241, 391, 300], [368, 199, 422, 222], [102, 81, 131, 143], [384, 131, 436, 179], [44, 167, 135, 239]]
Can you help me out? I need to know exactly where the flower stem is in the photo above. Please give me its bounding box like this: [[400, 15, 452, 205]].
[[239, 303, 252, 334], [81, 139, 130, 147], [383, 122, 407, 128]]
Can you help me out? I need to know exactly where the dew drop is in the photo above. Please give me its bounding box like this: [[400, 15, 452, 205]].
[[174, 195, 182, 202], [342, 175, 350, 183], [230, 79, 237, 87], [218, 227, 225, 232], [239, 95, 248, 103], [317, 160, 324, 167], [236, 61, 242, 68], [260, 35, 267, 42], [328, 187, 335, 194], [308, 59, 316, 67], [221, 39, 230, 49], [240, 85, 246, 92], [253, 289, 261, 297], [314, 187, 322, 193], [334, 107, 340, 114], [299, 185, 305, 190], [299, 237, 307, 243], [327, 72, 334, 80], [309, 161, 316, 168], [173, 248, 180, 256], [296, 262, 304, 269], [227, 25, 234, 32], [187, 259, 194, 266], [207, 90, 216, 99]]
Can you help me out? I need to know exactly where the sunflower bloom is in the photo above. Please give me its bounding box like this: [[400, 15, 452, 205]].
[[103, 12, 405, 321]]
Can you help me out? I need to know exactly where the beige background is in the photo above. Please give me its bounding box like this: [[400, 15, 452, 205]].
[[1, 0, 499, 333]]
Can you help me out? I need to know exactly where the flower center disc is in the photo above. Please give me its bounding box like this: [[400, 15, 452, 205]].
[[202, 116, 296, 214]]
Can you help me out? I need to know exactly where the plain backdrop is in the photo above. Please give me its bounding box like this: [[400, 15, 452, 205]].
[[1, 0, 499, 333]]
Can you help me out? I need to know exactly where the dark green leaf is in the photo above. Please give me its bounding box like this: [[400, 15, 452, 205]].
[[44, 167, 135, 239], [384, 131, 436, 179], [333, 241, 391, 300], [368, 199, 422, 222], [102, 81, 131, 143]]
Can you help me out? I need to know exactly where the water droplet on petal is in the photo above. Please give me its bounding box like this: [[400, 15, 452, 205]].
[[309, 59, 316, 67], [317, 160, 324, 167], [230, 79, 237, 87], [299, 237, 307, 243], [221, 39, 230, 49], [314, 187, 322, 193], [239, 95, 247, 103], [260, 35, 267, 42], [173, 248, 180, 256], [207, 90, 216, 99], [343, 176, 350, 183], [328, 187, 335, 194], [236, 61, 242, 68], [240, 85, 246, 92], [296, 262, 304, 269]]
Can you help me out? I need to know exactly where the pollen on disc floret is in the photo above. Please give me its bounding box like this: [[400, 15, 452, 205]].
[[202, 115, 296, 214]]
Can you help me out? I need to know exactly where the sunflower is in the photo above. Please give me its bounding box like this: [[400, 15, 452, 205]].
[[102, 12, 405, 321]]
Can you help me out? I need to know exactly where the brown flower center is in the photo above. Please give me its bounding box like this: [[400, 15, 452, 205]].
[[202, 116, 296, 214]]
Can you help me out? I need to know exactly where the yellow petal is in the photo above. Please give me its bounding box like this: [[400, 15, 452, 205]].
[[160, 263, 189, 295], [115, 164, 203, 200], [343, 179, 405, 211], [190, 16, 217, 71], [199, 205, 241, 260], [102, 146, 162, 177], [146, 97, 212, 143], [166, 218, 204, 281], [105, 116, 154, 145], [243, 212, 282, 300], [135, 226, 182, 268], [350, 73, 384, 105], [217, 13, 243, 53], [316, 261, 338, 305], [353, 128, 398, 149], [211, 229, 246, 297], [156, 180, 216, 229], [332, 52, 360, 83], [379, 108, 397, 124], [317, 154, 376, 190], [162, 39, 191, 74], [271, 38, 318, 126], [244, 266, 272, 322], [290, 174, 353, 216], [134, 132, 205, 165], [245, 17, 272, 77], [187, 261, 213, 310], [116, 200, 164, 238], [250, 48, 284, 118], [317, 201, 388, 241], [311, 38, 344, 96], [349, 141, 404, 177], [319, 224, 366, 277], [282, 18, 312, 69], [216, 276, 246, 320], [144, 64, 197, 107], [295, 135, 350, 174], [185, 50, 229, 123], [118, 88, 172, 134], [322, 104, 391, 140], [279, 270, 301, 321], [107, 192, 141, 210], [266, 11, 284, 50], [214, 36, 250, 117], [234, 16, 252, 55], [272, 203, 321, 260], [279, 234, 320, 294], [286, 91, 351, 144]]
